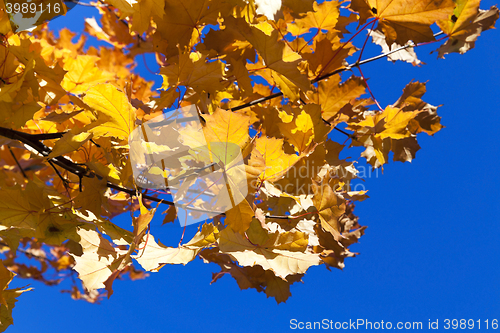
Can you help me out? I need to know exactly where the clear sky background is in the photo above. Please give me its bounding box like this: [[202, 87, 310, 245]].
[[7, 1, 500, 332]]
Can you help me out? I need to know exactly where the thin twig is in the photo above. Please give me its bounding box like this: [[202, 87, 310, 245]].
[[315, 18, 379, 80], [230, 92, 284, 111], [333, 126, 354, 138], [232, 30, 447, 112], [48, 159, 71, 191], [356, 21, 384, 111], [7, 146, 27, 178], [90, 139, 101, 148]]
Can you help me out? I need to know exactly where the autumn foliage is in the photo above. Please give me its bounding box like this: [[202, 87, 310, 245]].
[[0, 0, 497, 329]]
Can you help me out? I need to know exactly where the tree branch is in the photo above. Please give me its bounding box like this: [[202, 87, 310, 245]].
[[0, 30, 447, 221], [0, 127, 233, 216]]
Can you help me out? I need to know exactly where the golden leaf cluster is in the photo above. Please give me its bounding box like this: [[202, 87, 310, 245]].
[[0, 0, 496, 328]]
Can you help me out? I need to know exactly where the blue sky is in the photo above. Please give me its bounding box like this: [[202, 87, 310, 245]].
[[7, 1, 500, 332]]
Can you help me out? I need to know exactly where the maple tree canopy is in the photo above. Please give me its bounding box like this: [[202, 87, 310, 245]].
[[0, 0, 497, 329]]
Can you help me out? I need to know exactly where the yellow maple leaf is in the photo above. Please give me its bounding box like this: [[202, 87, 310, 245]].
[[392, 81, 443, 135], [278, 104, 330, 153], [303, 36, 355, 78], [203, 108, 250, 148], [132, 227, 216, 271], [288, 0, 341, 36], [351, 106, 419, 140], [46, 129, 93, 159], [0, 189, 37, 229], [83, 83, 137, 141], [153, 0, 234, 57], [61, 55, 115, 94], [246, 219, 309, 252], [251, 136, 300, 183], [230, 17, 310, 92]]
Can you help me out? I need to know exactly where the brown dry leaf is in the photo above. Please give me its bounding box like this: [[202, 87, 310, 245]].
[[0, 261, 14, 307], [200, 248, 304, 304], [161, 206, 177, 225], [392, 136, 421, 162], [315, 225, 358, 270], [133, 195, 156, 245], [0, 287, 32, 332], [392, 81, 443, 135]]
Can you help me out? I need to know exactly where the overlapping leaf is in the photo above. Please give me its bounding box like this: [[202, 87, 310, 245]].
[[436, 0, 499, 57], [350, 0, 455, 44]]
